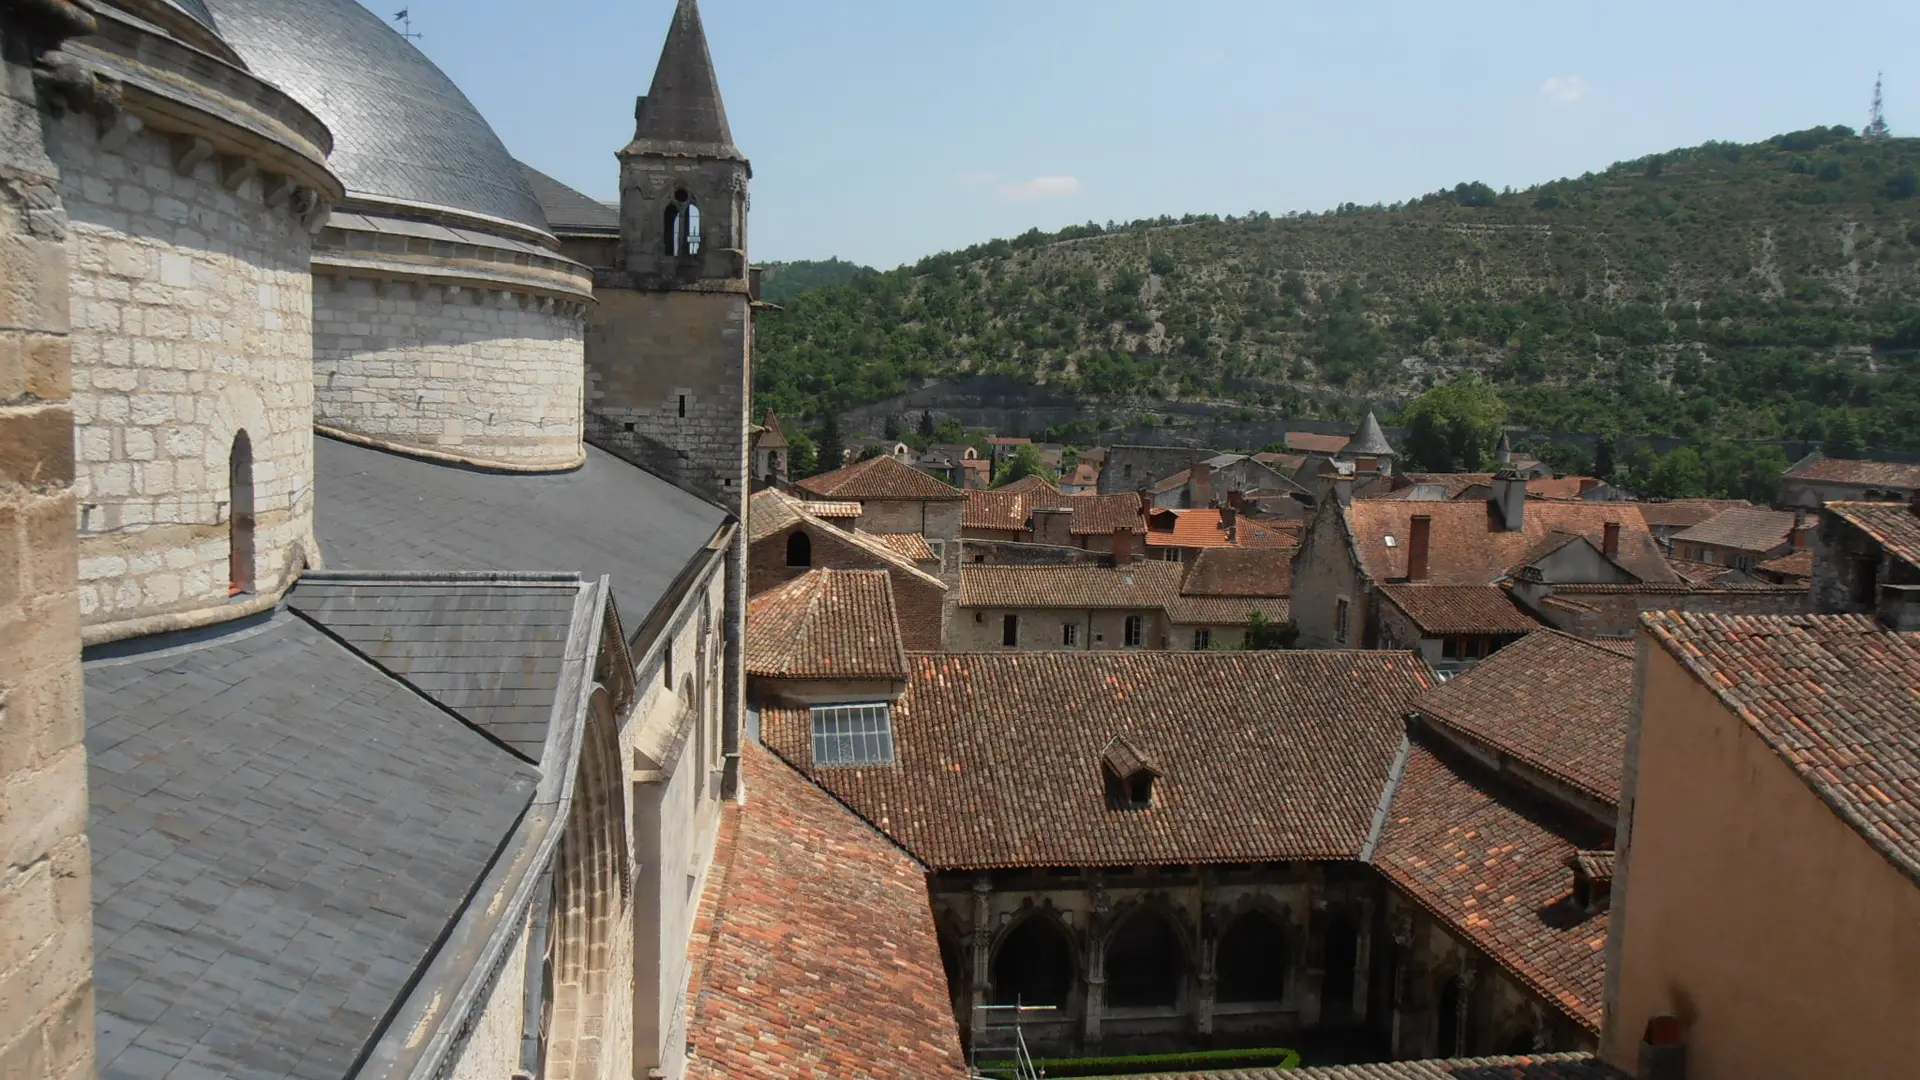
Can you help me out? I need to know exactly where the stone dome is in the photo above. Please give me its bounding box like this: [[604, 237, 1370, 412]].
[[202, 0, 549, 234]]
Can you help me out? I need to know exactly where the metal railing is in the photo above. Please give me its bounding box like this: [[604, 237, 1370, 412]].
[[970, 1001, 1057, 1080]]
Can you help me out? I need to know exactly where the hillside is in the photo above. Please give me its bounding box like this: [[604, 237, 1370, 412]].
[[758, 258, 877, 304], [753, 126, 1920, 450]]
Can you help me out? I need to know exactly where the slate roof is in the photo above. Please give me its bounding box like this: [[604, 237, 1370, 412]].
[[1782, 452, 1920, 490], [1412, 630, 1635, 807], [85, 614, 539, 1080], [1390, 474, 1497, 500], [1827, 500, 1920, 569], [516, 161, 620, 235], [1632, 498, 1751, 528], [1069, 493, 1146, 535], [1179, 548, 1294, 597], [745, 570, 907, 680], [1643, 612, 1920, 887], [796, 454, 966, 501], [958, 562, 1183, 610], [1165, 596, 1291, 626], [1375, 743, 1612, 1033], [684, 744, 968, 1079], [1671, 506, 1799, 553], [1376, 585, 1541, 637], [287, 578, 583, 761], [314, 436, 724, 635], [763, 651, 1433, 869], [860, 531, 938, 562], [1346, 411, 1396, 457], [203, 0, 550, 232], [1345, 501, 1676, 586], [1145, 1052, 1620, 1079]]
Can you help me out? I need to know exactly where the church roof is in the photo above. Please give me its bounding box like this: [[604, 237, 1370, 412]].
[[517, 161, 621, 235], [625, 0, 746, 163], [313, 436, 727, 643], [205, 0, 551, 232], [1345, 410, 1397, 457], [85, 613, 541, 1080]]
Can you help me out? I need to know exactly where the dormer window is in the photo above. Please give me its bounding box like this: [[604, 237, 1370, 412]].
[[1102, 735, 1160, 811], [1569, 850, 1614, 914]]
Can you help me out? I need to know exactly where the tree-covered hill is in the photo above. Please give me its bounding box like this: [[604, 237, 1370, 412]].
[[757, 258, 877, 304], [754, 126, 1920, 449]]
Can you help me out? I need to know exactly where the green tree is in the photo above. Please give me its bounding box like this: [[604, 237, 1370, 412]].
[[918, 410, 935, 438], [1402, 377, 1509, 472], [995, 443, 1056, 487], [856, 443, 888, 462], [1531, 442, 1593, 476], [933, 419, 964, 444], [1825, 412, 1866, 459], [1643, 447, 1709, 498], [1592, 432, 1617, 482], [1241, 611, 1298, 650], [883, 413, 903, 440], [786, 430, 818, 480], [815, 413, 845, 477]]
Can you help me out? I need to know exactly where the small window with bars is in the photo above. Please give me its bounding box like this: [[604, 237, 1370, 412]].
[[810, 703, 896, 766], [1062, 621, 1079, 646], [1124, 614, 1145, 648]]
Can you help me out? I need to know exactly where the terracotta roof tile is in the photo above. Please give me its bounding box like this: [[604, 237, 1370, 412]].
[[1288, 431, 1351, 454], [1665, 558, 1743, 586], [1166, 596, 1291, 626], [1523, 476, 1600, 501], [1376, 585, 1542, 637], [1827, 500, 1920, 569], [998, 475, 1061, 496], [1137, 1053, 1621, 1079], [1064, 462, 1101, 487], [1756, 549, 1814, 580], [958, 563, 1182, 609], [796, 454, 967, 501], [745, 569, 907, 680], [1784, 453, 1920, 489], [1412, 630, 1635, 806], [963, 485, 1070, 531], [1671, 506, 1799, 553], [805, 499, 863, 518], [748, 486, 809, 543], [1376, 743, 1612, 1033], [685, 744, 968, 1080], [861, 531, 938, 562], [750, 490, 949, 591], [1068, 493, 1146, 535], [1180, 548, 1294, 597], [1145, 508, 1298, 549], [1643, 612, 1920, 888], [763, 651, 1434, 869], [1633, 499, 1751, 528], [1347, 502, 1676, 586]]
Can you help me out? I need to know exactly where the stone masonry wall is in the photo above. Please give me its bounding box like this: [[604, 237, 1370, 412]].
[[313, 279, 586, 469], [948, 607, 1170, 651], [449, 915, 528, 1080], [584, 287, 748, 516], [748, 521, 946, 650], [0, 19, 96, 1080], [50, 111, 314, 635]]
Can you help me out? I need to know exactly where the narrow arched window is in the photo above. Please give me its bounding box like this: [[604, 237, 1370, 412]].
[[786, 531, 812, 568], [228, 431, 254, 596], [662, 204, 681, 256], [992, 916, 1074, 1007], [684, 201, 701, 255]]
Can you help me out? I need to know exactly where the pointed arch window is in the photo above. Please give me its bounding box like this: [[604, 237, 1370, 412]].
[[1106, 907, 1184, 1008], [992, 916, 1073, 1007], [228, 431, 255, 596], [664, 187, 702, 257], [1216, 910, 1288, 1003]]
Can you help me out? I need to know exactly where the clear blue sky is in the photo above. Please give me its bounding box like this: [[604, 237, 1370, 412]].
[[370, 0, 1913, 271]]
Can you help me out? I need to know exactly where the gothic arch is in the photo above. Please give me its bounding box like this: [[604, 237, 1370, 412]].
[[989, 904, 1079, 1008], [1102, 897, 1193, 1010], [1215, 907, 1289, 1004], [541, 688, 631, 1080]]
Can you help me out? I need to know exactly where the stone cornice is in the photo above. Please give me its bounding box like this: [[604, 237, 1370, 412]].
[[314, 424, 588, 475], [312, 251, 596, 308]]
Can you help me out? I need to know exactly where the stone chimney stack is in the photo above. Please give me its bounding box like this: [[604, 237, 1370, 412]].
[[1316, 467, 1354, 510], [1490, 468, 1527, 532], [1408, 514, 1431, 581], [1221, 504, 1238, 545], [1112, 527, 1137, 565], [1603, 521, 1621, 560], [1192, 462, 1214, 508]]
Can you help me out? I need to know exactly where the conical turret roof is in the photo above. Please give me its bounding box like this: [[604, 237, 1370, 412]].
[[1346, 411, 1396, 457], [624, 0, 745, 162], [756, 408, 789, 449]]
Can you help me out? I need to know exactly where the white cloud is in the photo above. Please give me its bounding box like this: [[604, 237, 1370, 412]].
[[953, 170, 1001, 186], [1540, 75, 1591, 105], [998, 175, 1084, 200]]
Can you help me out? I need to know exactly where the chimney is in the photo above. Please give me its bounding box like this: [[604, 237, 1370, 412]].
[[1221, 505, 1238, 545], [1603, 521, 1621, 559], [1490, 468, 1526, 532], [1137, 488, 1153, 516], [1227, 489, 1244, 512], [1408, 514, 1431, 581], [1316, 468, 1354, 509], [1193, 462, 1214, 508], [1112, 527, 1137, 565], [1637, 1016, 1686, 1080]]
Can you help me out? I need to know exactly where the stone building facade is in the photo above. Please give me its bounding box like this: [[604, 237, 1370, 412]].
[[1, 6, 95, 1079]]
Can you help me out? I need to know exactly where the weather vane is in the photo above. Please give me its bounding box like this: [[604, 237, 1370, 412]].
[[392, 8, 422, 42]]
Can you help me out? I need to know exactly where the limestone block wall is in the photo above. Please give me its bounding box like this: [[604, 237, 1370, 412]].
[[1, 18, 95, 1079], [449, 917, 528, 1080], [313, 279, 587, 469], [950, 607, 1171, 651], [50, 113, 314, 639], [585, 287, 749, 514]]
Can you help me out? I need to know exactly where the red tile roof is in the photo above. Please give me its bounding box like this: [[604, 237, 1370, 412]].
[[1664, 558, 1743, 586], [958, 563, 1182, 610], [763, 651, 1434, 869], [963, 482, 1071, 531], [1179, 548, 1294, 597], [1643, 612, 1920, 888], [1166, 596, 1291, 626], [1246, 1054, 1621, 1079], [1064, 462, 1100, 488], [805, 500, 863, 519], [1345, 502, 1676, 586], [746, 570, 907, 680], [1288, 431, 1351, 454], [796, 454, 967, 501], [1827, 500, 1920, 569], [1376, 585, 1542, 637], [1412, 630, 1635, 806], [685, 744, 969, 1080], [861, 531, 938, 563], [1756, 549, 1814, 580], [1068, 493, 1146, 535], [1633, 499, 1751, 528], [1671, 506, 1799, 553], [1783, 453, 1920, 490], [1145, 508, 1298, 549], [998, 474, 1061, 496], [1524, 476, 1601, 501], [1375, 745, 1611, 1033]]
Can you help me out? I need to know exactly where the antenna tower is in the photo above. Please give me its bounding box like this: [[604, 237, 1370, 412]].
[[1865, 72, 1890, 140], [392, 8, 423, 42]]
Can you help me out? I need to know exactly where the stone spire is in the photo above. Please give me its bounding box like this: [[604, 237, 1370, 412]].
[[1346, 410, 1396, 458], [627, 0, 744, 162]]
